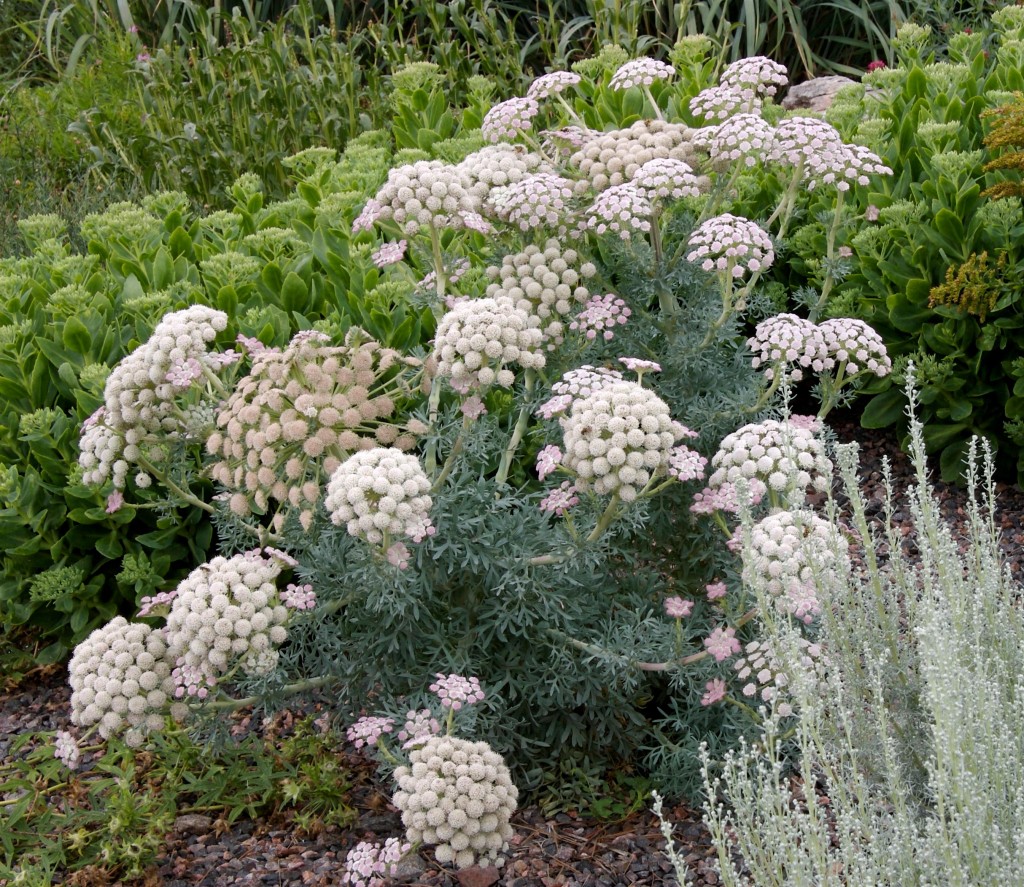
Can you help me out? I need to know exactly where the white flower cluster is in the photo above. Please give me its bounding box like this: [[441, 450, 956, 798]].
[[690, 85, 761, 121], [583, 183, 652, 240], [569, 120, 699, 191], [708, 419, 832, 499], [367, 160, 479, 235], [208, 332, 424, 532], [481, 96, 539, 143], [527, 70, 581, 100], [818, 318, 891, 376], [720, 56, 789, 98], [631, 157, 703, 200], [433, 297, 546, 393], [392, 735, 519, 869], [709, 113, 775, 169], [488, 172, 578, 233], [686, 214, 774, 278], [733, 637, 824, 716], [609, 57, 675, 90], [741, 509, 850, 622], [79, 306, 228, 492], [748, 313, 829, 381], [485, 240, 597, 348], [69, 616, 182, 746], [163, 551, 289, 698], [457, 144, 551, 203], [324, 447, 434, 545], [560, 379, 689, 502]]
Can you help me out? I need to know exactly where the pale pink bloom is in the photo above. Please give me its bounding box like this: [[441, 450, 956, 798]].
[[609, 58, 674, 90], [386, 542, 411, 570], [720, 56, 788, 97], [838, 245, 853, 258], [398, 709, 441, 748], [528, 70, 582, 100], [281, 582, 316, 610], [54, 730, 80, 770], [137, 588, 178, 618], [583, 182, 651, 239], [686, 214, 774, 278], [667, 446, 706, 483], [704, 626, 741, 662], [618, 357, 660, 373], [865, 204, 880, 221], [705, 581, 727, 600], [701, 678, 727, 706], [346, 715, 395, 749], [106, 490, 124, 513], [664, 596, 693, 618], [371, 239, 407, 268], [429, 673, 485, 710], [461, 396, 487, 420], [264, 547, 299, 567], [481, 96, 539, 143], [571, 294, 631, 341], [536, 445, 563, 480], [539, 481, 579, 516]]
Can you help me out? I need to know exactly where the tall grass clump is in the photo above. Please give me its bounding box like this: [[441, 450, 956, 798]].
[[658, 370, 1024, 885]]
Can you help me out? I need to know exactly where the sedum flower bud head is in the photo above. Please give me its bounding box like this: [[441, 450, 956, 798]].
[[392, 735, 518, 868]]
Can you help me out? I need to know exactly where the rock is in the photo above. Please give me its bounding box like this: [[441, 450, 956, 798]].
[[781, 76, 857, 112], [455, 865, 501, 887], [173, 813, 213, 835], [392, 852, 427, 881]]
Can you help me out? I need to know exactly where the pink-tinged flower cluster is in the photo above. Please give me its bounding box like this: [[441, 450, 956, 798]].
[[430, 673, 486, 710], [631, 158, 702, 200], [818, 318, 891, 376], [706, 581, 727, 600], [690, 84, 761, 121], [748, 313, 830, 381], [54, 730, 81, 770], [734, 638, 824, 715], [769, 118, 892, 190], [720, 56, 789, 98], [386, 541, 411, 570], [352, 197, 384, 234], [704, 626, 741, 661], [583, 183, 652, 239], [686, 214, 774, 278], [137, 588, 178, 618], [609, 57, 675, 90], [346, 715, 395, 749], [398, 709, 442, 748], [551, 365, 623, 399], [708, 419, 832, 498], [571, 294, 631, 341], [664, 596, 693, 618], [666, 445, 707, 482], [482, 96, 539, 143], [490, 172, 576, 232], [618, 357, 661, 375], [372, 240, 407, 268], [528, 70, 582, 99], [536, 445, 563, 480], [701, 678, 727, 706], [690, 479, 766, 515], [280, 582, 316, 610], [461, 396, 487, 420], [342, 838, 411, 887], [165, 357, 204, 389], [742, 509, 849, 622], [540, 481, 579, 515], [709, 114, 775, 168], [421, 257, 471, 292]]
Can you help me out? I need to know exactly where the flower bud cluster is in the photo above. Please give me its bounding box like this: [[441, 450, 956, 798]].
[[485, 241, 596, 347], [163, 551, 289, 697], [69, 616, 181, 746], [748, 313, 829, 381], [457, 144, 551, 203], [570, 293, 631, 341], [367, 161, 479, 235], [609, 57, 675, 90], [488, 172, 578, 233], [583, 183, 652, 239], [687, 214, 774, 278], [708, 114, 775, 168], [324, 447, 434, 545], [54, 730, 80, 770], [434, 297, 546, 393], [208, 331, 424, 532], [560, 379, 690, 502], [79, 306, 229, 492], [817, 318, 891, 376], [430, 673, 485, 709], [720, 56, 789, 98], [481, 96, 539, 143], [569, 120, 700, 191], [527, 70, 581, 100], [631, 158, 703, 200], [708, 419, 831, 499], [342, 838, 410, 887], [689, 85, 761, 121], [742, 509, 849, 622], [733, 637, 823, 716], [392, 735, 519, 869]]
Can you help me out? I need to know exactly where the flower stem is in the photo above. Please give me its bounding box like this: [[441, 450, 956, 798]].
[[494, 370, 535, 488]]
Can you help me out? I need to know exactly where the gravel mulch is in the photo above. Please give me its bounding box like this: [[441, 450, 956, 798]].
[[4, 416, 1023, 887]]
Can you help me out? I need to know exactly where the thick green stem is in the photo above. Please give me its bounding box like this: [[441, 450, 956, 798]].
[[431, 415, 470, 492], [494, 370, 535, 488], [810, 189, 846, 322], [136, 454, 216, 515], [200, 674, 340, 712]]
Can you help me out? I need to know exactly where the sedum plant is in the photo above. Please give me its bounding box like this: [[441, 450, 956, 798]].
[[657, 374, 1024, 886]]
